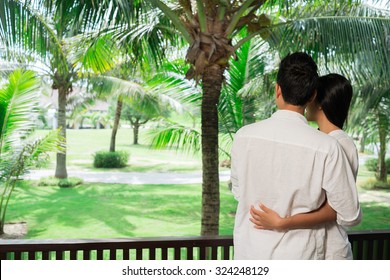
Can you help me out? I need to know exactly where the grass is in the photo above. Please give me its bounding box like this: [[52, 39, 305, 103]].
[[6, 179, 389, 240], [7, 181, 237, 239], [34, 128, 204, 173], [350, 202, 390, 231]]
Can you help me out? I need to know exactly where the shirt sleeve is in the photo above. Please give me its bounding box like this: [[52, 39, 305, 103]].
[[322, 142, 362, 227]]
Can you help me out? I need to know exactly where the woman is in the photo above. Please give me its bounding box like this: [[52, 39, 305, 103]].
[[249, 73, 361, 259]]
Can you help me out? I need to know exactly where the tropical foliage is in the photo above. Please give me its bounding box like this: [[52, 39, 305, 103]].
[[266, 1, 390, 183], [115, 0, 389, 234], [0, 0, 117, 178], [90, 64, 190, 150], [0, 70, 63, 233], [1, 0, 389, 237]]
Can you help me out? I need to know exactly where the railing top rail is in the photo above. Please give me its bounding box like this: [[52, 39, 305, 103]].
[[0, 229, 390, 245], [347, 229, 390, 235], [0, 235, 234, 246]]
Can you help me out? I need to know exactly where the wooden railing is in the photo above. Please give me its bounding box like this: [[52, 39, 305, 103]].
[[1, 230, 389, 260]]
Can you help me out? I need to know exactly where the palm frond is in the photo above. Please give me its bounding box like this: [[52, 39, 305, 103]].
[[147, 69, 201, 114], [148, 120, 201, 154], [90, 75, 146, 99], [148, 0, 192, 43], [219, 132, 234, 159], [69, 34, 119, 74], [0, 0, 71, 70], [27, 129, 65, 163], [263, 0, 390, 18], [0, 70, 39, 155], [267, 14, 390, 83], [349, 83, 390, 127]]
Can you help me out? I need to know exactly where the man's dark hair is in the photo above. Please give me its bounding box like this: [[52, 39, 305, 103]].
[[316, 73, 353, 129], [276, 52, 318, 106]]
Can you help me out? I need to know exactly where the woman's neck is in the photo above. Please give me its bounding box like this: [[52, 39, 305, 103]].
[[317, 118, 341, 134]]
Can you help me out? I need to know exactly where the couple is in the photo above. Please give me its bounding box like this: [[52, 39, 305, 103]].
[[231, 52, 362, 260]]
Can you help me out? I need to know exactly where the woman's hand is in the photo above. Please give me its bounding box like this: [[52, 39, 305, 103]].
[[249, 204, 287, 231]]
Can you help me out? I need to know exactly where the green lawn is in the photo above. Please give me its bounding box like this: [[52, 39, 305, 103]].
[[6, 180, 389, 240], [351, 202, 390, 231], [7, 181, 237, 239], [35, 128, 205, 172]]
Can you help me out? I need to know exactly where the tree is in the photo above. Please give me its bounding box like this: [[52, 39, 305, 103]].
[[91, 69, 185, 150], [91, 73, 145, 151], [267, 1, 390, 182], [111, 0, 273, 236], [149, 37, 276, 159], [0, 0, 117, 178], [121, 94, 169, 145], [350, 85, 390, 184], [0, 70, 63, 234]]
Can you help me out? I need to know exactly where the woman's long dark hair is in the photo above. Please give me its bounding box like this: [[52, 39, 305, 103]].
[[316, 74, 353, 129]]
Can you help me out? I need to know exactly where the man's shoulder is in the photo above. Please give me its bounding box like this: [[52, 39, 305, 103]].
[[236, 119, 271, 136]]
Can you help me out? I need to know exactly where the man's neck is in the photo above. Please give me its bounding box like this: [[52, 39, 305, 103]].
[[279, 104, 305, 115]]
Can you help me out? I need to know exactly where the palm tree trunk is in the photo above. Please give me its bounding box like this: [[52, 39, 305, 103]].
[[55, 85, 68, 179], [201, 64, 224, 236], [377, 111, 387, 182], [110, 98, 123, 152], [133, 122, 140, 145], [359, 131, 366, 153]]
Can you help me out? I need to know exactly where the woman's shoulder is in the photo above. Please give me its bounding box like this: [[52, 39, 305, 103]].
[[329, 130, 355, 146]]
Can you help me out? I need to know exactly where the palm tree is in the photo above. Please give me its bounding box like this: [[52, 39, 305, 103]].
[[0, 0, 117, 178], [91, 73, 145, 151], [350, 84, 390, 183], [107, 0, 390, 235], [110, 0, 274, 236], [149, 37, 276, 156], [90, 64, 187, 150], [0, 70, 63, 234], [268, 1, 390, 183]]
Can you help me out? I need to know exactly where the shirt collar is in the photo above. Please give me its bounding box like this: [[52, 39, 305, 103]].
[[272, 110, 308, 125]]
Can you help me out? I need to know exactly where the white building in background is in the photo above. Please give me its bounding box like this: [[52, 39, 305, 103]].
[[39, 87, 111, 130]]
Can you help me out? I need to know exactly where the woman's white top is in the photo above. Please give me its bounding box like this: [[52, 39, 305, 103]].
[[326, 129, 359, 259]]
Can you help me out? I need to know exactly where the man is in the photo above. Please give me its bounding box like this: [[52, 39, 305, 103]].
[[231, 52, 361, 259]]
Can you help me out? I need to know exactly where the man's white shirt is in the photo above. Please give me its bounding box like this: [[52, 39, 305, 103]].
[[231, 110, 361, 259]]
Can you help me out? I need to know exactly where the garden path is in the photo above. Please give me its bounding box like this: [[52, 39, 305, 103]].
[[23, 169, 390, 205], [24, 169, 231, 185]]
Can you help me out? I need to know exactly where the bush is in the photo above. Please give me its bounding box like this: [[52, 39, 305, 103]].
[[93, 151, 129, 168], [360, 178, 390, 190], [58, 178, 84, 188], [365, 158, 390, 174], [38, 177, 83, 188]]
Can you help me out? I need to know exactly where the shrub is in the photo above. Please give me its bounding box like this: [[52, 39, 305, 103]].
[[365, 158, 378, 172], [58, 178, 83, 188], [93, 151, 129, 168], [38, 177, 83, 188], [365, 158, 390, 174], [360, 178, 390, 190]]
